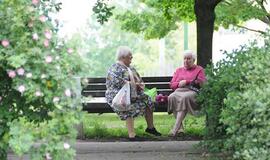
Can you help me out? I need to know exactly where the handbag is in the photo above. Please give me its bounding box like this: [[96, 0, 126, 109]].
[[112, 82, 131, 111], [188, 70, 202, 93]]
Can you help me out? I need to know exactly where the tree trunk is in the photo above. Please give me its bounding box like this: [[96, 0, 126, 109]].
[[194, 0, 220, 68]]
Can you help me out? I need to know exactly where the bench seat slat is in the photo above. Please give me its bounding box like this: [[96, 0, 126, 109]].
[[84, 82, 170, 90], [82, 102, 168, 113]]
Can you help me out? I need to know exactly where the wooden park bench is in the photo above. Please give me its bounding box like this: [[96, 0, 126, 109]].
[[81, 76, 173, 113]]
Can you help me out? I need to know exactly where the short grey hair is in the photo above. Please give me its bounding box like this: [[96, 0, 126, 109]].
[[183, 50, 196, 60], [116, 46, 132, 60]]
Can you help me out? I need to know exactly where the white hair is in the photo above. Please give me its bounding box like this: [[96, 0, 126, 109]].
[[116, 46, 132, 60], [183, 50, 196, 60]]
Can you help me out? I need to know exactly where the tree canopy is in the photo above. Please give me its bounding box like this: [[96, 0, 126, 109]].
[[93, 0, 270, 66]]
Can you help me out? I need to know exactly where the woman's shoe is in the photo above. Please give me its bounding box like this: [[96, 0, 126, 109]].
[[145, 127, 162, 136]]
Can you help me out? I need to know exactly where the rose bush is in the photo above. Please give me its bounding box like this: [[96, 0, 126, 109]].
[[0, 0, 88, 159]]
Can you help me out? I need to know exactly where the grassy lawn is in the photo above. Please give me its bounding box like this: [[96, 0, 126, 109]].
[[83, 112, 205, 140]]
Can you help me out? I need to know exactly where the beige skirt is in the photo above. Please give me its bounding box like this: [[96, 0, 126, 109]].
[[167, 88, 198, 115]]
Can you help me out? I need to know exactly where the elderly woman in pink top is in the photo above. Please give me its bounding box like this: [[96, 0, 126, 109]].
[[168, 50, 206, 137]]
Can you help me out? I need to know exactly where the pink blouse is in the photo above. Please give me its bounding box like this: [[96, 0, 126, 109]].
[[169, 65, 206, 90]]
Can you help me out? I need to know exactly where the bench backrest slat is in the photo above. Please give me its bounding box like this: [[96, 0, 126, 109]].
[[84, 82, 170, 91]]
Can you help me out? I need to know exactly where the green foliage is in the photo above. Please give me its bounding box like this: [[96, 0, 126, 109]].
[[92, 0, 115, 24], [220, 41, 270, 159], [115, 0, 194, 39], [216, 0, 268, 30], [116, 11, 179, 39], [75, 12, 186, 77], [197, 39, 270, 158], [94, 0, 270, 39], [0, 0, 87, 159]]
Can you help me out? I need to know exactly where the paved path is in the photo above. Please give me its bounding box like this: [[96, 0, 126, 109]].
[[8, 141, 206, 160]]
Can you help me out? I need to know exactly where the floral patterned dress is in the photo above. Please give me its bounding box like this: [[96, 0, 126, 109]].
[[105, 63, 154, 120]]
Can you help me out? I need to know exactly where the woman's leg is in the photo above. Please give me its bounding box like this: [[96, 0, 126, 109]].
[[144, 107, 162, 136], [170, 111, 187, 136], [126, 117, 135, 138], [173, 111, 184, 133], [144, 107, 154, 129]]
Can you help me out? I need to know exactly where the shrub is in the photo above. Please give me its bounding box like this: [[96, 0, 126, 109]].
[[221, 41, 270, 159], [198, 39, 270, 159]]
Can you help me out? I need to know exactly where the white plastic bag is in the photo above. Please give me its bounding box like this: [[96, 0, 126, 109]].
[[112, 82, 131, 111]]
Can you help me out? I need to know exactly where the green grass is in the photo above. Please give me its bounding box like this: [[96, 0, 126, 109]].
[[83, 112, 205, 139]]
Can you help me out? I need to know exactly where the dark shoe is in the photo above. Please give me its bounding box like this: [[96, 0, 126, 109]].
[[128, 135, 145, 141], [145, 128, 162, 136]]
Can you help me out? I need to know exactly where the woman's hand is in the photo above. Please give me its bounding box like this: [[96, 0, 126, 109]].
[[178, 80, 187, 88]]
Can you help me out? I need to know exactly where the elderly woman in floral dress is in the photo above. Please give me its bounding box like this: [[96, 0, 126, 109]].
[[105, 46, 161, 141], [168, 50, 206, 137]]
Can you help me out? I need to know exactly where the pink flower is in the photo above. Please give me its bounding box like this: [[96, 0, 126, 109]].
[[1, 40, 9, 47], [43, 39, 49, 47], [45, 55, 53, 63], [45, 153, 52, 160], [44, 30, 52, 39], [32, 33, 39, 40], [39, 15, 47, 22], [35, 91, 42, 97], [63, 143, 70, 149], [67, 48, 73, 54], [26, 73, 32, 78], [8, 70, 16, 78], [53, 97, 60, 103], [17, 68, 25, 76], [18, 85, 26, 93], [32, 0, 39, 5], [64, 89, 71, 97]]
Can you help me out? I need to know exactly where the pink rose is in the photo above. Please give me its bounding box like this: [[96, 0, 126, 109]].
[[43, 39, 49, 47], [1, 40, 9, 47], [17, 68, 25, 76], [64, 89, 71, 97], [8, 70, 16, 78], [18, 85, 26, 93], [32, 0, 39, 5], [39, 15, 47, 22], [67, 48, 73, 54], [32, 33, 39, 40], [63, 143, 70, 149], [35, 91, 42, 97], [44, 30, 52, 39], [45, 55, 53, 63]]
